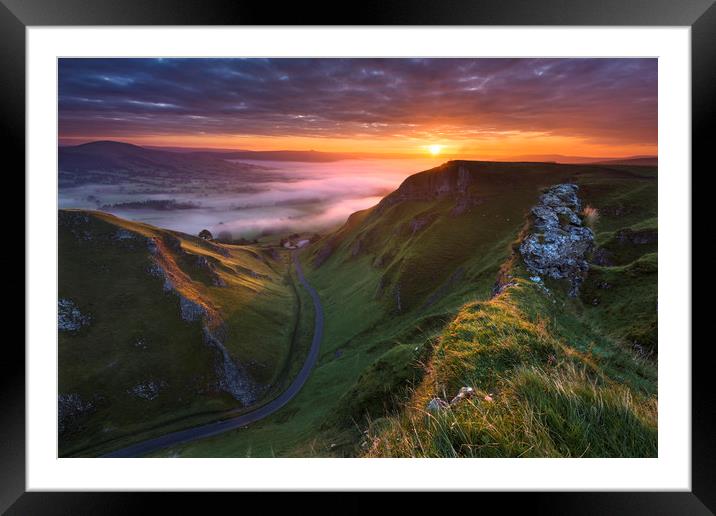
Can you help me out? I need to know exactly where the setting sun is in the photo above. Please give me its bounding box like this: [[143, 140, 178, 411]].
[[428, 144, 443, 156]]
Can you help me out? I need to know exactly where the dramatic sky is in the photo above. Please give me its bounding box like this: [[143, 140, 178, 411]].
[[58, 58, 657, 159]]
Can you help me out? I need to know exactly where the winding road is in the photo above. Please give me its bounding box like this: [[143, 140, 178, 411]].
[[102, 252, 323, 458]]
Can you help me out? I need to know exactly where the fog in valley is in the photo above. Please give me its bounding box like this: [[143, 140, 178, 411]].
[[59, 158, 443, 240]]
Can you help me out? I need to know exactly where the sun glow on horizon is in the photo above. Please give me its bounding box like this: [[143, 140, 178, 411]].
[[428, 144, 444, 156], [58, 133, 657, 161]]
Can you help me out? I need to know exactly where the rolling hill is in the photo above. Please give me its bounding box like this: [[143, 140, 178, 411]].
[[590, 156, 658, 167], [58, 210, 314, 457], [58, 141, 273, 188]]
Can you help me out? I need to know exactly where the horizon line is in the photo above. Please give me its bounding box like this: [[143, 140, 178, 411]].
[[57, 138, 657, 164]]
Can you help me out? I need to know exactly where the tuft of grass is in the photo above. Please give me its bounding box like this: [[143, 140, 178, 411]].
[[582, 205, 600, 229], [365, 363, 656, 458]]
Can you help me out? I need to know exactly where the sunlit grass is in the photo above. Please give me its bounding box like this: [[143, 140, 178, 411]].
[[365, 277, 657, 458]]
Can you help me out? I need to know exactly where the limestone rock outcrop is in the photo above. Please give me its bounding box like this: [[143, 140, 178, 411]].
[[519, 184, 594, 296]]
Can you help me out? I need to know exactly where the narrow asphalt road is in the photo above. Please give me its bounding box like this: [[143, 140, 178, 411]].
[[102, 252, 323, 458]]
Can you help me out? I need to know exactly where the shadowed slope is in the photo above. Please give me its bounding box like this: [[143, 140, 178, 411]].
[[58, 210, 308, 456]]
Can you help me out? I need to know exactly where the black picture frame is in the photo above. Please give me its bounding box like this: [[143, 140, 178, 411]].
[[5, 0, 712, 512]]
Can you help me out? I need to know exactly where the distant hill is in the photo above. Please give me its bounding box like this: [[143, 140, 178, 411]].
[[58, 141, 269, 187], [60, 141, 658, 166], [510, 154, 657, 165], [589, 156, 658, 166], [61, 140, 186, 170], [145, 145, 415, 162], [181, 149, 361, 162]]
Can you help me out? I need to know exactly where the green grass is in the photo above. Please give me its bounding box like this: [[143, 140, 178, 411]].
[[330, 344, 424, 427], [364, 272, 657, 458], [58, 210, 307, 457], [577, 171, 658, 355], [61, 161, 657, 458], [158, 161, 657, 458], [366, 363, 656, 458], [580, 254, 658, 354], [359, 164, 658, 458]]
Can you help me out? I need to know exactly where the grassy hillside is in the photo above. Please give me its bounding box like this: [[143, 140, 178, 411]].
[[150, 160, 657, 457], [58, 210, 310, 457], [364, 263, 657, 457], [360, 164, 657, 457]]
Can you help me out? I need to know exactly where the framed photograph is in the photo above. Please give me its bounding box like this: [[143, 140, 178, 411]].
[[6, 0, 712, 511]]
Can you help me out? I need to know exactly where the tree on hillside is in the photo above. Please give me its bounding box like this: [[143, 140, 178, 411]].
[[198, 229, 213, 240]]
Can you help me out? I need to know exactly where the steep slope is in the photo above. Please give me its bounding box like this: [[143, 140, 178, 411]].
[[154, 160, 656, 457], [58, 210, 310, 457], [307, 160, 647, 313], [357, 167, 657, 457], [364, 269, 657, 457], [364, 242, 657, 457]]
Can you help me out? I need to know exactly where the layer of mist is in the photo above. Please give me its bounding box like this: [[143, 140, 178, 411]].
[[59, 158, 443, 240]]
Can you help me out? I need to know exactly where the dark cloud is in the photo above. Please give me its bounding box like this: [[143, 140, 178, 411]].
[[58, 58, 657, 147]]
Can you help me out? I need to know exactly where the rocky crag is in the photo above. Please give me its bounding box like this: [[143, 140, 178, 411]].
[[58, 210, 259, 409], [519, 184, 594, 296], [145, 233, 259, 405]]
